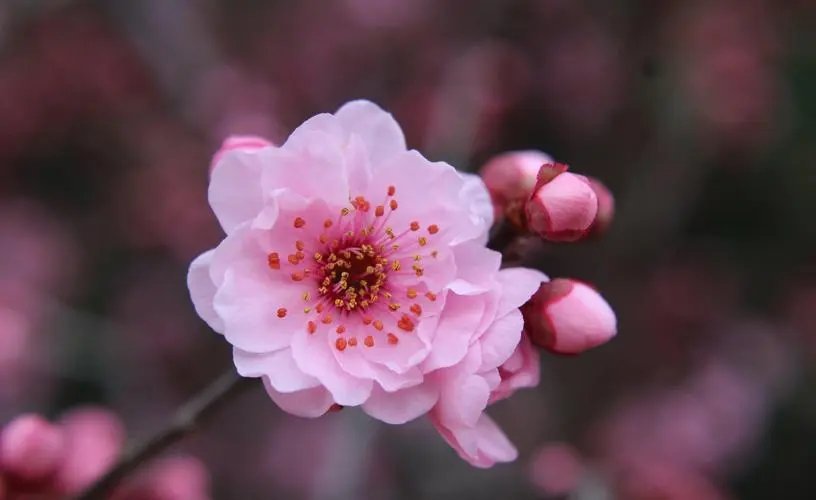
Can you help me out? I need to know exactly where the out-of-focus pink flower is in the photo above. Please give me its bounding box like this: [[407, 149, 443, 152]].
[[53, 407, 125, 494], [615, 459, 730, 500], [526, 166, 598, 242], [0, 414, 64, 483], [529, 442, 584, 496], [479, 150, 553, 221], [522, 279, 616, 355], [0, 407, 210, 498], [112, 457, 210, 500], [188, 100, 547, 466]]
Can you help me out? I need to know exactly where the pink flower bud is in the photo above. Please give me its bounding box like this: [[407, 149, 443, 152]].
[[525, 168, 598, 242], [522, 279, 616, 355], [586, 177, 615, 238], [0, 414, 65, 482], [479, 150, 553, 222]]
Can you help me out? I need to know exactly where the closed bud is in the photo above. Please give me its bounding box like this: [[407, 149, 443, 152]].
[[525, 167, 598, 242], [479, 150, 553, 224], [586, 177, 614, 238], [522, 279, 616, 355], [0, 414, 65, 483]]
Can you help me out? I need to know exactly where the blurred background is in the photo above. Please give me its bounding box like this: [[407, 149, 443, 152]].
[[1, 0, 815, 498]]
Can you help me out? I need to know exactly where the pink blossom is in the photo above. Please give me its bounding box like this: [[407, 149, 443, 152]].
[[479, 150, 553, 221], [529, 442, 584, 496], [0, 407, 211, 498], [522, 279, 616, 355], [188, 100, 547, 466], [586, 177, 615, 238], [526, 166, 598, 242], [0, 414, 65, 483]]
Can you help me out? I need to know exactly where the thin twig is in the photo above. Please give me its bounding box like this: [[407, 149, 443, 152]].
[[73, 370, 254, 500]]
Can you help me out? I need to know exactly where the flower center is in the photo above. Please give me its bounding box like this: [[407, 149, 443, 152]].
[[267, 185, 442, 350]]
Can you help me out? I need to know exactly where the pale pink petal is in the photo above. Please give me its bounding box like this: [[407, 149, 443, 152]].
[[335, 100, 407, 162], [435, 374, 491, 428], [478, 309, 524, 371], [291, 330, 373, 406], [446, 243, 501, 296], [361, 331, 430, 375], [479, 150, 552, 210], [262, 379, 335, 418], [211, 135, 272, 168], [422, 293, 485, 371], [208, 146, 266, 234], [0, 414, 65, 481], [260, 147, 351, 208], [496, 267, 549, 317], [489, 334, 540, 404], [187, 250, 224, 333], [233, 348, 320, 393], [213, 266, 301, 354], [458, 172, 494, 243], [362, 383, 439, 424], [431, 413, 518, 468]]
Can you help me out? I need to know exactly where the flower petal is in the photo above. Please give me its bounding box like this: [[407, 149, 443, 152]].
[[209, 146, 267, 234], [422, 293, 485, 371], [362, 382, 438, 424], [291, 329, 373, 406], [447, 243, 501, 296], [458, 172, 494, 244], [335, 100, 407, 163], [233, 348, 319, 393], [262, 378, 335, 418], [496, 267, 549, 318], [187, 250, 224, 333], [478, 309, 524, 371], [430, 412, 518, 468]]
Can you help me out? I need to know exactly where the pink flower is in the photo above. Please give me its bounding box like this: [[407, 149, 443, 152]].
[[526, 165, 598, 242], [188, 100, 547, 466], [479, 150, 553, 222], [0, 414, 65, 483], [0, 407, 211, 498], [522, 279, 616, 355]]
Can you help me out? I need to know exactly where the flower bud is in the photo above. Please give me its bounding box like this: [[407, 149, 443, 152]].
[[526, 168, 598, 242], [522, 279, 616, 355], [586, 177, 614, 238], [112, 457, 210, 500], [0, 414, 65, 482], [479, 150, 554, 223]]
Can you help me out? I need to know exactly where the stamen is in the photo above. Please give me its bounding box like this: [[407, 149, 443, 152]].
[[302, 291, 311, 301], [387, 333, 399, 345], [410, 221, 420, 231], [397, 314, 415, 332], [407, 288, 417, 299], [307, 321, 317, 334], [296, 241, 305, 251], [267, 252, 281, 270], [375, 206, 385, 217], [387, 186, 396, 196], [390, 200, 398, 210], [291, 272, 304, 281], [425, 292, 437, 301], [348, 337, 358, 347], [364, 335, 375, 347], [410, 304, 422, 316], [418, 237, 428, 247], [428, 224, 439, 234], [277, 308, 287, 318], [294, 217, 306, 228], [373, 320, 384, 331], [336, 325, 346, 334], [321, 314, 333, 324], [324, 219, 333, 228], [335, 338, 347, 351]]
